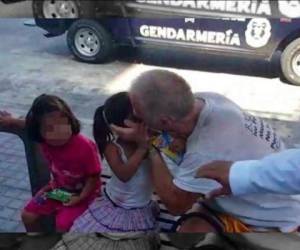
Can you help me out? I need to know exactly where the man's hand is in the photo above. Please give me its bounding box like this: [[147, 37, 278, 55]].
[[63, 195, 81, 207], [195, 161, 233, 198]]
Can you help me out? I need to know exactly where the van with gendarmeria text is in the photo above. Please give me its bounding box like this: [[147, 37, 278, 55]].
[[3, 0, 300, 86]]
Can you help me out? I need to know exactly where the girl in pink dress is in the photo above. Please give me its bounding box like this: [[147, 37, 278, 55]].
[[21, 94, 102, 232]]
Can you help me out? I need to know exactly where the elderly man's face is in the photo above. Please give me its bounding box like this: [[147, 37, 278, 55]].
[[130, 94, 144, 121], [130, 93, 165, 132], [129, 93, 183, 139]]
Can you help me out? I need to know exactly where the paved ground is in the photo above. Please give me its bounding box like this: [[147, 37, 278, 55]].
[[1, 16, 300, 249], [0, 1, 32, 18], [0, 18, 128, 232], [1, 4, 300, 250]]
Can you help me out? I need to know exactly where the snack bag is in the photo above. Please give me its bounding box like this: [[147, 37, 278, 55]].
[[151, 132, 184, 165], [46, 189, 72, 203]]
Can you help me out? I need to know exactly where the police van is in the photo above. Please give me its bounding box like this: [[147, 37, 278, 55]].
[[3, 0, 300, 86]]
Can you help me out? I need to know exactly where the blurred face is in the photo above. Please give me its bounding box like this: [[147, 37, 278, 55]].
[[129, 93, 184, 139], [40, 111, 72, 146]]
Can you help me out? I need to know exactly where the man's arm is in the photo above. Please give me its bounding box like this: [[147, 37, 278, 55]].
[[196, 149, 300, 196], [149, 148, 201, 215], [111, 121, 202, 215]]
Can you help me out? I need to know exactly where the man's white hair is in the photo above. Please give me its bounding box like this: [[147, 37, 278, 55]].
[[130, 70, 194, 126]]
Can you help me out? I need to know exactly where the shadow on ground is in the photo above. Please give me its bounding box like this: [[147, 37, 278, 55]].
[[116, 46, 282, 81], [38, 35, 282, 82]]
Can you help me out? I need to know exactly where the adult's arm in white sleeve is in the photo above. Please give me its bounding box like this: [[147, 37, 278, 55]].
[[230, 149, 300, 196]]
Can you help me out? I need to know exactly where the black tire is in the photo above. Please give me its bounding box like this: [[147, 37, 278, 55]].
[[281, 38, 300, 86], [67, 19, 115, 63], [32, 0, 96, 19]]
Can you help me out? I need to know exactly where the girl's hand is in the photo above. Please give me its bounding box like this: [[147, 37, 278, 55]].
[[0, 111, 12, 126], [111, 120, 150, 146], [110, 120, 138, 142], [135, 123, 151, 149], [0, 110, 12, 117], [34, 184, 53, 204], [63, 195, 82, 207], [35, 183, 53, 197], [0, 110, 25, 131]]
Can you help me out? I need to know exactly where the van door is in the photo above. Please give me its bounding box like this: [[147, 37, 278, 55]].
[[125, 0, 300, 19], [124, 0, 280, 59], [125, 0, 276, 19]]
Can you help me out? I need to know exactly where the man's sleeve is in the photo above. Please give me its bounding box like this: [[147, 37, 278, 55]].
[[230, 149, 300, 196], [172, 152, 222, 195]]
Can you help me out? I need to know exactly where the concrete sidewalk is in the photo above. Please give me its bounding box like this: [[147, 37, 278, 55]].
[[0, 1, 32, 18]]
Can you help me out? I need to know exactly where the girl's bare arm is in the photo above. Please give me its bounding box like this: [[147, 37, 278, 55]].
[[105, 143, 148, 183]]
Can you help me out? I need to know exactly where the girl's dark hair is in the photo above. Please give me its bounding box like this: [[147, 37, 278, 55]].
[[26, 94, 80, 143], [93, 92, 132, 158]]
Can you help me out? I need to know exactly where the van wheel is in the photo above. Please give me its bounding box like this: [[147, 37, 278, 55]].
[[32, 0, 96, 19], [281, 38, 300, 86], [67, 19, 115, 63]]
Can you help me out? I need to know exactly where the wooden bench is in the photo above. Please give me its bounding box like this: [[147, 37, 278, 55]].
[[0, 123, 181, 248], [1, 123, 253, 250], [3, 123, 299, 250]]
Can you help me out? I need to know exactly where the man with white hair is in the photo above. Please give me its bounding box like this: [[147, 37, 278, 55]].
[[111, 69, 300, 236]]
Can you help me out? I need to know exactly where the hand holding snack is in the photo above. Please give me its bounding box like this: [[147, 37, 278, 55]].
[[46, 189, 72, 203], [63, 195, 82, 207]]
